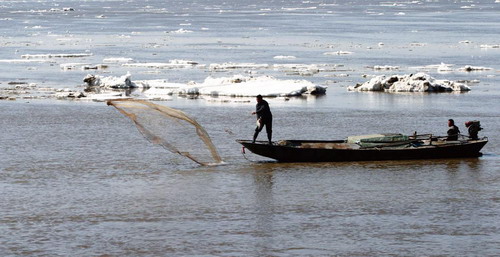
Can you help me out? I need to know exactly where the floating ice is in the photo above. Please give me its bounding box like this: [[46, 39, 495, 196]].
[[60, 63, 91, 70], [55, 90, 86, 99], [480, 44, 500, 49], [437, 63, 454, 72], [82, 73, 327, 97], [274, 64, 319, 76], [273, 55, 296, 59], [273, 63, 343, 75], [60, 63, 107, 71], [0, 59, 54, 63], [103, 57, 134, 63], [372, 65, 399, 70], [458, 65, 493, 72], [22, 53, 92, 59], [282, 7, 317, 11], [348, 73, 470, 92], [324, 51, 353, 55], [168, 28, 193, 34], [123, 60, 201, 69], [84, 72, 139, 89], [195, 75, 326, 97], [209, 62, 269, 71]]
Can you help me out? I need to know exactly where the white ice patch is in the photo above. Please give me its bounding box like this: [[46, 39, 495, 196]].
[[123, 60, 201, 69], [84, 72, 138, 89], [85, 73, 327, 98], [167, 28, 193, 34], [0, 59, 54, 63], [60, 63, 108, 71], [372, 65, 399, 70], [458, 65, 493, 72], [21, 53, 92, 59], [348, 73, 471, 92], [324, 51, 353, 55], [193, 75, 326, 97], [273, 55, 296, 59], [437, 62, 454, 72], [480, 44, 500, 49], [103, 57, 134, 63], [209, 62, 269, 71]]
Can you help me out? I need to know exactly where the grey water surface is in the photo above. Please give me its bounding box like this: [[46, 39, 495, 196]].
[[1, 0, 499, 256]]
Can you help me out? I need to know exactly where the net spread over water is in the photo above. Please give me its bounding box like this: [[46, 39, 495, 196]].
[[107, 99, 222, 165]]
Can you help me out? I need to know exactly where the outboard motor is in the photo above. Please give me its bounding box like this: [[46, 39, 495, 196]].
[[465, 120, 482, 140]]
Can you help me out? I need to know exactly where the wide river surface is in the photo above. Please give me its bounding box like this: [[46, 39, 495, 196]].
[[1, 0, 499, 256]]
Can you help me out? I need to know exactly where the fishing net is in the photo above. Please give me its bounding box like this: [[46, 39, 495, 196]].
[[107, 99, 223, 166]]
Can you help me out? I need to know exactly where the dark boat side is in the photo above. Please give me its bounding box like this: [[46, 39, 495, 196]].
[[237, 138, 488, 162]]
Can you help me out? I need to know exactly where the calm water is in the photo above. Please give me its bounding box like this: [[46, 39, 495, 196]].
[[1, 0, 500, 256]]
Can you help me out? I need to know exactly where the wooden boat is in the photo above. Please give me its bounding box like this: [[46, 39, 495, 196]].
[[237, 134, 488, 162]]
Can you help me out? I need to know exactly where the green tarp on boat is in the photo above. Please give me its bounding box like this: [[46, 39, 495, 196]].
[[347, 134, 410, 147]]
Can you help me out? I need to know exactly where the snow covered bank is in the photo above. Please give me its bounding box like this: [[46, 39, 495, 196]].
[[348, 73, 470, 92]]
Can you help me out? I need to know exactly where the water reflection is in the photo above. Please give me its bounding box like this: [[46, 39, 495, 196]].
[[250, 166, 275, 255]]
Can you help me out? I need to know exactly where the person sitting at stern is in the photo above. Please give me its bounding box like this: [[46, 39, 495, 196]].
[[446, 119, 460, 141]]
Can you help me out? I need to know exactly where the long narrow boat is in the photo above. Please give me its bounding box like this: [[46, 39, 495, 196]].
[[237, 134, 488, 162]]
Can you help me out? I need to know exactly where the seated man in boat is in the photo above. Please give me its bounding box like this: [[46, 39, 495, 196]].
[[251, 95, 273, 144], [447, 119, 460, 141]]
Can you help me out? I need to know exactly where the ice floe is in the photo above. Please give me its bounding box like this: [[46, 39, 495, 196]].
[[123, 60, 201, 69], [84, 72, 138, 89], [437, 63, 454, 72], [273, 55, 296, 59], [348, 73, 470, 92], [60, 63, 108, 71], [82, 73, 326, 98], [276, 63, 348, 76], [412, 63, 494, 73], [324, 51, 353, 55], [372, 65, 399, 70], [0, 59, 54, 63], [209, 62, 269, 71], [458, 65, 493, 72], [103, 57, 134, 63], [193, 75, 326, 97], [21, 53, 92, 59], [480, 44, 500, 49], [167, 28, 193, 34]]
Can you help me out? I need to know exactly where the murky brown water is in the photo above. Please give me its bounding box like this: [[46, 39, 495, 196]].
[[1, 88, 499, 256]]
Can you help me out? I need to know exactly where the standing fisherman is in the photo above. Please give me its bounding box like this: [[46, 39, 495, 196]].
[[251, 95, 273, 144]]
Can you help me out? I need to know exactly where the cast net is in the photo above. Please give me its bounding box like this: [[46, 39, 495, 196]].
[[107, 99, 223, 166]]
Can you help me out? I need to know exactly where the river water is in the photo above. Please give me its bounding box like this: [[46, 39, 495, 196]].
[[1, 0, 500, 256]]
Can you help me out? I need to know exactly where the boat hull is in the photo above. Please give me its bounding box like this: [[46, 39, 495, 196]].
[[237, 139, 488, 162]]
